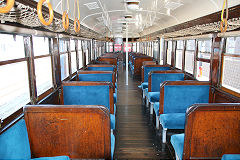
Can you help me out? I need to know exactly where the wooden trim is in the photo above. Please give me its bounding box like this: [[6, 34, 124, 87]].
[[34, 54, 50, 59], [37, 87, 54, 102], [182, 40, 186, 71], [220, 86, 240, 98], [223, 53, 240, 58], [0, 57, 27, 66], [196, 58, 210, 63]]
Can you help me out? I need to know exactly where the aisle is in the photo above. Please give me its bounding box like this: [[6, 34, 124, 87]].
[[114, 63, 174, 159]]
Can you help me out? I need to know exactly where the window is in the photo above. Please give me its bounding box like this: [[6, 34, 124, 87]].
[[33, 36, 53, 96], [175, 40, 184, 69], [153, 41, 158, 60], [70, 40, 77, 74], [167, 41, 172, 65], [185, 40, 195, 74], [221, 37, 240, 93], [196, 39, 212, 81], [78, 40, 83, 69], [59, 39, 69, 80], [0, 34, 30, 120], [84, 41, 89, 65]]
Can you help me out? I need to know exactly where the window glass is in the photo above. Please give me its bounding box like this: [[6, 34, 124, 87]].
[[222, 56, 240, 93], [198, 40, 211, 59], [71, 52, 77, 73], [196, 61, 210, 81], [175, 50, 183, 69], [35, 57, 53, 96], [70, 40, 75, 51], [59, 40, 68, 52], [33, 36, 49, 56], [0, 62, 30, 120], [60, 54, 69, 80], [167, 41, 172, 65], [0, 34, 25, 61], [177, 40, 184, 49], [86, 49, 89, 65], [226, 37, 240, 55], [186, 40, 195, 50], [185, 51, 194, 74]]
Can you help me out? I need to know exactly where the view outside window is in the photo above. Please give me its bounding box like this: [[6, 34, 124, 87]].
[[70, 40, 77, 73], [185, 40, 195, 74], [59, 39, 69, 80], [0, 34, 30, 120], [33, 36, 53, 96], [78, 40, 83, 69], [175, 40, 184, 69], [167, 41, 172, 65], [196, 39, 212, 81], [222, 37, 240, 93]]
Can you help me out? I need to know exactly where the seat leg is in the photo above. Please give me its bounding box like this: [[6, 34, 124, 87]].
[[150, 102, 154, 115], [162, 128, 167, 143], [146, 98, 149, 108], [156, 115, 159, 129]]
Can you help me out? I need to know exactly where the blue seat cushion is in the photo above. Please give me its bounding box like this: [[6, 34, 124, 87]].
[[114, 93, 117, 104], [110, 114, 115, 130], [160, 113, 186, 129], [148, 92, 160, 103], [111, 133, 115, 160], [0, 119, 31, 159], [115, 83, 117, 89], [32, 156, 70, 160], [222, 154, 240, 160], [154, 102, 160, 116], [141, 82, 148, 90], [171, 134, 184, 160]]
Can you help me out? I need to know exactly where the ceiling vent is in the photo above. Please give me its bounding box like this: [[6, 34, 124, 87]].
[[164, 1, 183, 10], [84, 2, 100, 10]]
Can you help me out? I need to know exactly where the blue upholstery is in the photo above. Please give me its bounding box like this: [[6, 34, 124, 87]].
[[62, 85, 115, 130], [63, 85, 110, 111], [163, 85, 210, 113], [145, 88, 148, 95], [154, 102, 160, 116], [151, 73, 184, 92], [32, 156, 70, 160], [88, 67, 115, 71], [141, 82, 148, 90], [222, 154, 240, 160], [111, 133, 115, 160], [143, 67, 171, 82], [115, 83, 117, 89], [0, 119, 31, 159], [148, 92, 160, 103], [160, 113, 186, 129], [114, 93, 117, 104], [79, 73, 113, 82], [110, 114, 115, 130], [171, 134, 184, 160]]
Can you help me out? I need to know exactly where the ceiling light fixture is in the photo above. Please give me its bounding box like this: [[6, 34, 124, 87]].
[[126, 1, 139, 11]]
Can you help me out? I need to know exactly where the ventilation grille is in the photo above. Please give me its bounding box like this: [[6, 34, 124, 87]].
[[84, 2, 100, 10], [164, 1, 183, 10]]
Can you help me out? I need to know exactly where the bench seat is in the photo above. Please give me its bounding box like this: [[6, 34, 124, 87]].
[[170, 133, 184, 160], [160, 113, 186, 129], [148, 92, 160, 103], [0, 119, 69, 160], [141, 82, 148, 90], [222, 154, 240, 160]]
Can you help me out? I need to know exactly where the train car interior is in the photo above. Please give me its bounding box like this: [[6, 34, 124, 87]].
[[0, 0, 240, 159]]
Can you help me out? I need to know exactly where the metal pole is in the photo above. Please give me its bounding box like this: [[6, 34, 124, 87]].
[[126, 24, 128, 85]]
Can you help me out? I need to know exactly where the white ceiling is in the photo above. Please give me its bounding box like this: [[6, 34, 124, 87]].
[[35, 0, 240, 38]]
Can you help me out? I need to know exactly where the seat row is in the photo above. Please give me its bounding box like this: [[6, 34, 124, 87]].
[[138, 63, 240, 160], [0, 57, 118, 160]]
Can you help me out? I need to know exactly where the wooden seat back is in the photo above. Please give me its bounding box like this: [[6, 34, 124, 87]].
[[97, 57, 117, 66], [133, 56, 153, 76], [183, 103, 240, 159], [24, 105, 111, 159], [61, 81, 114, 114]]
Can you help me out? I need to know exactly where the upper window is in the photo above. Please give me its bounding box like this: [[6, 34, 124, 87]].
[[175, 40, 184, 69], [59, 39, 69, 80], [198, 40, 212, 59], [167, 41, 172, 65], [221, 37, 240, 93], [70, 40, 77, 73], [78, 40, 83, 69], [185, 40, 195, 74], [0, 34, 30, 120]]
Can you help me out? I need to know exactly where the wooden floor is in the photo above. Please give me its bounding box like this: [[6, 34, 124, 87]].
[[114, 63, 175, 159]]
